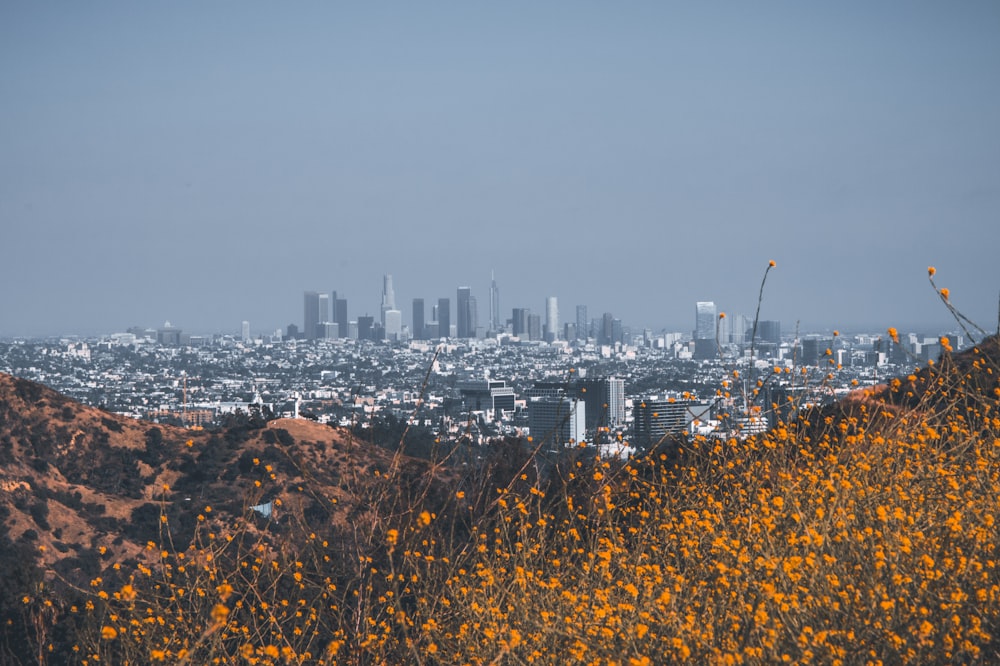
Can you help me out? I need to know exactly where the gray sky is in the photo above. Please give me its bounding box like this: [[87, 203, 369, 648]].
[[2, 2, 998, 338]]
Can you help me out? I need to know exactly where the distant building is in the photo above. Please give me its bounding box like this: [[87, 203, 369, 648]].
[[383, 310, 402, 341], [527, 313, 542, 341], [333, 293, 348, 336], [489, 271, 500, 333], [576, 305, 588, 340], [529, 396, 586, 447], [457, 287, 475, 338], [458, 380, 516, 418], [380, 274, 396, 329], [241, 320, 250, 343], [633, 397, 712, 447], [357, 315, 374, 341], [545, 297, 558, 342], [304, 291, 331, 341], [157, 322, 182, 346], [757, 320, 781, 344], [694, 301, 717, 359], [578, 377, 626, 429], [512, 308, 530, 338]]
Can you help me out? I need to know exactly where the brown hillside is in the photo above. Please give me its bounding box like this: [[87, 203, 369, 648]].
[[0, 372, 436, 582]]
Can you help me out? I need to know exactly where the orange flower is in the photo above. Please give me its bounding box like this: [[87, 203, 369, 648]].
[[769, 260, 776, 267], [719, 312, 726, 319], [940, 287, 950, 300], [928, 266, 936, 276], [887, 327, 899, 343], [101, 626, 118, 640]]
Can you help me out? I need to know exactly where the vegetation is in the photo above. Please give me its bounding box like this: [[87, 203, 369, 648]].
[[10, 267, 1000, 664]]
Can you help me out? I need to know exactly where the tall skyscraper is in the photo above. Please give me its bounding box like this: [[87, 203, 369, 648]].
[[437, 298, 450, 338], [600, 312, 614, 346], [333, 293, 348, 336], [457, 287, 474, 338], [241, 320, 250, 343], [695, 301, 718, 359], [512, 308, 529, 338], [381, 274, 396, 328], [576, 305, 588, 340], [545, 296, 559, 342], [412, 298, 425, 340], [695, 301, 717, 340], [489, 271, 500, 333], [304, 291, 331, 341]]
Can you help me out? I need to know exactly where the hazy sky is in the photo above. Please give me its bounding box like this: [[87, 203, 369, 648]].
[[2, 3, 998, 338]]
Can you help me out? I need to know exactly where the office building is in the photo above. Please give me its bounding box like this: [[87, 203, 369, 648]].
[[489, 271, 500, 333], [304, 291, 331, 341], [578, 377, 626, 429], [512, 308, 530, 338], [384, 310, 402, 341], [529, 396, 586, 447], [545, 296, 558, 342], [381, 274, 396, 329], [633, 397, 712, 447], [576, 305, 588, 340], [527, 313, 542, 341], [457, 287, 475, 338], [241, 320, 250, 343], [333, 293, 348, 336], [694, 301, 718, 359], [458, 380, 516, 419]]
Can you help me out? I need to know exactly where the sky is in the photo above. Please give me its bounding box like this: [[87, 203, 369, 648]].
[[2, 2, 999, 338]]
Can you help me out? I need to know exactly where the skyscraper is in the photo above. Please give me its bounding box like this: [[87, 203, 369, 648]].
[[512, 308, 529, 338], [333, 293, 348, 337], [545, 296, 558, 342], [457, 287, 474, 338], [694, 301, 718, 359], [695, 301, 717, 340], [381, 274, 396, 328], [489, 271, 500, 333], [241, 320, 250, 343], [576, 305, 588, 340], [437, 298, 450, 338], [412, 298, 425, 340], [304, 291, 331, 341]]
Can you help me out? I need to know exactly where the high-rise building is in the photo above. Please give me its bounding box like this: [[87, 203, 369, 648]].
[[600, 313, 614, 346], [527, 313, 542, 341], [457, 287, 475, 338], [529, 396, 586, 447], [412, 298, 425, 340], [333, 295, 348, 336], [545, 297, 558, 342], [757, 320, 781, 345], [241, 320, 250, 343], [489, 271, 500, 333], [380, 274, 396, 328], [578, 377, 625, 429], [304, 291, 331, 341], [384, 310, 402, 341], [633, 397, 712, 447], [357, 315, 374, 341], [437, 298, 450, 338], [576, 305, 588, 340], [694, 301, 718, 359], [695, 301, 717, 340], [512, 308, 530, 338]]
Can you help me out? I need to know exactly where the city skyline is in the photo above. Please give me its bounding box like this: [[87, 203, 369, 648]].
[[2, 4, 998, 337]]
